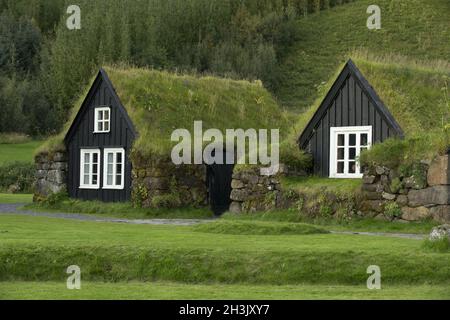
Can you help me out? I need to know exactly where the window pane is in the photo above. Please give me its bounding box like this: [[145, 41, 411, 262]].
[[349, 134, 356, 146], [104, 111, 109, 120], [98, 111, 103, 120], [92, 174, 98, 185], [84, 153, 90, 164], [108, 164, 113, 175], [116, 163, 122, 174], [116, 152, 122, 164], [337, 148, 344, 160], [337, 134, 345, 146], [349, 161, 356, 174], [98, 122, 103, 132], [84, 175, 89, 185], [337, 162, 344, 174], [107, 174, 113, 185], [108, 153, 113, 164], [104, 122, 109, 131], [93, 153, 98, 163], [116, 174, 122, 186], [360, 147, 368, 153], [92, 164, 98, 174], [84, 164, 90, 174], [349, 148, 356, 160], [361, 134, 368, 146]]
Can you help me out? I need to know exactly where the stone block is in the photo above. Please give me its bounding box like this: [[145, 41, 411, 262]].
[[430, 205, 450, 224], [231, 179, 245, 189], [401, 206, 431, 221], [229, 202, 242, 214], [427, 155, 450, 186], [408, 186, 450, 207]]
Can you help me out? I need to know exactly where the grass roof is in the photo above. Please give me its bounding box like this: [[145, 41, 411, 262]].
[[38, 66, 289, 160]]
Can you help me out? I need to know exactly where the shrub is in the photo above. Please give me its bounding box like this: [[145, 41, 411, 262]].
[[384, 202, 402, 220], [150, 194, 182, 209], [0, 162, 34, 193]]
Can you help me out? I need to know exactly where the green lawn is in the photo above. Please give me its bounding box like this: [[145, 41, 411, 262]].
[[0, 140, 43, 165], [0, 193, 33, 204], [1, 282, 448, 300], [0, 215, 448, 288]]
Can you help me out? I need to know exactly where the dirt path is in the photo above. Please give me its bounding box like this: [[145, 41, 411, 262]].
[[0, 203, 426, 239]]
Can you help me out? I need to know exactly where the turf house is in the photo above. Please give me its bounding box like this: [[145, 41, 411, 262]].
[[298, 60, 404, 178], [34, 67, 287, 215]]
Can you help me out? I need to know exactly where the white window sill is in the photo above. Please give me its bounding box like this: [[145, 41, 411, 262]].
[[329, 174, 363, 179], [102, 186, 125, 190], [93, 131, 111, 134], [79, 185, 100, 190]]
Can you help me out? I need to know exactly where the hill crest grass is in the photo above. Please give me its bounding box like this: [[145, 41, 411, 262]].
[[192, 220, 329, 235]]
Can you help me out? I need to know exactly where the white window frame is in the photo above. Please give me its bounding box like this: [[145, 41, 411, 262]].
[[103, 148, 125, 190], [79, 149, 101, 189], [94, 107, 111, 133], [329, 126, 372, 179]]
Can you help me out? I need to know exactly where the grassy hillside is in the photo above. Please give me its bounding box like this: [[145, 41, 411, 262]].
[[276, 0, 450, 111]]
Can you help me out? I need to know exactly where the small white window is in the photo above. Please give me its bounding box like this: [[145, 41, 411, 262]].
[[103, 148, 125, 190], [80, 149, 101, 189], [94, 107, 111, 133], [329, 126, 372, 179]]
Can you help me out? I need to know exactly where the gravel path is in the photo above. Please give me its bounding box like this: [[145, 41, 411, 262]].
[[0, 203, 426, 239], [0, 204, 212, 226]]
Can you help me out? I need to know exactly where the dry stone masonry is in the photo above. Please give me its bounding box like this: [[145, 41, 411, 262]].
[[34, 151, 68, 200], [131, 156, 207, 208], [361, 154, 450, 223]]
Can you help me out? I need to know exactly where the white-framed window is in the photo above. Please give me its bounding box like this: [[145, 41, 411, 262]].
[[79, 149, 101, 189], [94, 107, 111, 133], [103, 148, 125, 190], [329, 126, 372, 179]]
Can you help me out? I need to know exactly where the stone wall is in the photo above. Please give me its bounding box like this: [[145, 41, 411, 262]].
[[361, 155, 450, 223], [131, 157, 207, 208], [229, 167, 282, 213], [34, 151, 68, 200]]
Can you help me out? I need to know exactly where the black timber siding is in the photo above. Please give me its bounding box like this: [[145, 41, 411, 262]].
[[65, 72, 136, 202], [299, 60, 403, 177]]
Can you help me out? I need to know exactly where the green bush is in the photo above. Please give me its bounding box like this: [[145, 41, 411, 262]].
[[384, 202, 402, 220], [0, 162, 34, 193]]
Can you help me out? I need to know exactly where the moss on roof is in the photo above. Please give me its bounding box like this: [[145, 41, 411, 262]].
[[38, 66, 289, 160]]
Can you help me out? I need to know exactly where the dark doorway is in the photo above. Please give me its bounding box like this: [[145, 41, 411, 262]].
[[206, 152, 234, 216]]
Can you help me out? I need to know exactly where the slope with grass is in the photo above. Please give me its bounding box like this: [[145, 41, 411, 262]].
[[0, 140, 43, 165], [275, 0, 450, 111], [0, 215, 448, 286]]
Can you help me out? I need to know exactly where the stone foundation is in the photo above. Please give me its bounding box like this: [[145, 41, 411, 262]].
[[131, 157, 207, 208], [34, 151, 68, 200], [361, 155, 450, 223], [229, 167, 282, 213]]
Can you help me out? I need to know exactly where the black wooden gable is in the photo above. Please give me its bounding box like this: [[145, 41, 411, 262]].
[[298, 59, 403, 149], [297, 59, 404, 177], [64, 69, 137, 202], [64, 69, 136, 144]]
